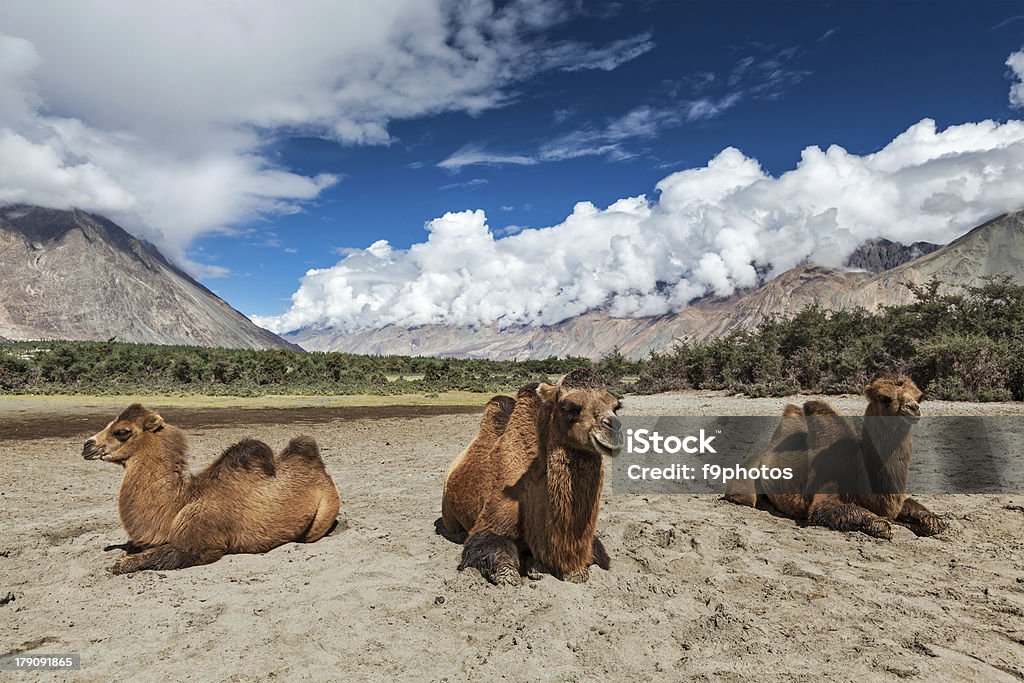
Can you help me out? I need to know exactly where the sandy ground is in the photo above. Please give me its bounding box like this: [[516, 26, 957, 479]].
[[1, 391, 1023, 681]]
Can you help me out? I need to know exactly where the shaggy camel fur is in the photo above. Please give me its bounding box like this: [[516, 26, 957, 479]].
[[83, 404, 340, 574], [725, 371, 946, 539], [441, 369, 623, 585]]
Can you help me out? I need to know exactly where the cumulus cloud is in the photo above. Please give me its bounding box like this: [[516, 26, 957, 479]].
[[0, 1, 651, 273], [1009, 49, 1024, 109], [260, 117, 1024, 334]]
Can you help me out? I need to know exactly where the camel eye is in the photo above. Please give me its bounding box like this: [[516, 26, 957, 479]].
[[113, 428, 133, 442], [560, 401, 581, 418], [879, 396, 893, 405]]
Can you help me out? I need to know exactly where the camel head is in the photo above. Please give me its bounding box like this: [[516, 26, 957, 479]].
[[83, 404, 165, 464], [864, 370, 922, 423], [537, 368, 623, 457]]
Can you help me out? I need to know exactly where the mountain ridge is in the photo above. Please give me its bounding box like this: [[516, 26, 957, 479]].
[[0, 205, 297, 350]]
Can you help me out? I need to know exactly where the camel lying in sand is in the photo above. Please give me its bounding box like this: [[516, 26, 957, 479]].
[[725, 370, 946, 539], [83, 404, 340, 574], [441, 369, 623, 585]]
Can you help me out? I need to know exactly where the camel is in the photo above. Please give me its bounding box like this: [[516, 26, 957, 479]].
[[725, 370, 946, 539], [82, 404, 340, 574], [441, 369, 623, 585]]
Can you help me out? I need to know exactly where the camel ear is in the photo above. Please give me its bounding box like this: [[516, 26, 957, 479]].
[[143, 413, 164, 432], [536, 382, 557, 405]]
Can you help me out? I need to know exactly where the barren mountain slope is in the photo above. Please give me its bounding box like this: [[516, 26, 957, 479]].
[[0, 205, 296, 349]]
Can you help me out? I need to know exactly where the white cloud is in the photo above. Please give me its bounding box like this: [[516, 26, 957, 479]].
[[0, 1, 651, 275], [551, 32, 655, 71], [438, 145, 539, 170], [1009, 49, 1024, 109], [260, 117, 1024, 334], [439, 178, 490, 191], [440, 105, 673, 169]]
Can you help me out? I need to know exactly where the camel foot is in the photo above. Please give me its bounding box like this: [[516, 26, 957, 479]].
[[562, 567, 590, 584], [809, 498, 895, 540], [111, 554, 143, 575], [524, 557, 548, 580], [864, 518, 894, 540], [901, 514, 947, 537], [490, 566, 522, 587], [897, 498, 946, 537], [108, 544, 216, 574], [459, 531, 521, 586]]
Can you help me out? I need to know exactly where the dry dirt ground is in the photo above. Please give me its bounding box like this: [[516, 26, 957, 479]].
[[1, 392, 1022, 682]]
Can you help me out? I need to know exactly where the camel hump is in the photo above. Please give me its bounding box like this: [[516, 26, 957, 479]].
[[486, 395, 516, 415], [782, 403, 802, 417], [485, 394, 516, 421], [217, 438, 276, 477], [516, 382, 540, 399], [803, 400, 840, 416], [279, 436, 322, 463]]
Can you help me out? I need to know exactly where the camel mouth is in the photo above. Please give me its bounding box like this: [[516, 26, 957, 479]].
[[591, 429, 623, 457], [901, 413, 921, 424], [82, 445, 106, 460]]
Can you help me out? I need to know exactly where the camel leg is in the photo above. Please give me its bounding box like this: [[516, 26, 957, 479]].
[[724, 457, 760, 508], [440, 496, 465, 539], [300, 492, 341, 543], [896, 497, 947, 537], [723, 490, 760, 508], [111, 544, 225, 575], [524, 539, 607, 581], [807, 497, 894, 540], [459, 531, 521, 586], [524, 555, 547, 580]]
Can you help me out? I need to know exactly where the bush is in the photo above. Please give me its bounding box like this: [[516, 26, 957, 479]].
[[1, 275, 1021, 401]]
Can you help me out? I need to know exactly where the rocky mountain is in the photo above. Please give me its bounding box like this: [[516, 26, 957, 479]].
[[0, 205, 296, 349], [844, 238, 940, 272], [286, 210, 1024, 360]]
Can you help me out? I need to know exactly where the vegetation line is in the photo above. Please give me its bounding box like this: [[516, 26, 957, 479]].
[[1, 278, 1019, 402]]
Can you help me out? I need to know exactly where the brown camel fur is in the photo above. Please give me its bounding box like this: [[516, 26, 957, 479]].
[[725, 371, 946, 539], [83, 404, 341, 574], [441, 369, 623, 585]]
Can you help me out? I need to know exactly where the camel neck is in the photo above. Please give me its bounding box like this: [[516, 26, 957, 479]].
[[118, 427, 193, 544], [538, 409, 604, 534], [860, 417, 913, 495]]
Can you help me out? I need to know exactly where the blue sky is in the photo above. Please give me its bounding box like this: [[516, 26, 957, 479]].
[[191, 0, 1024, 318], [2, 1, 1023, 330]]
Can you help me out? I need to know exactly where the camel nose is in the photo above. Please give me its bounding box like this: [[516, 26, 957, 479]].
[[602, 415, 621, 432], [83, 439, 98, 459], [905, 402, 920, 416]]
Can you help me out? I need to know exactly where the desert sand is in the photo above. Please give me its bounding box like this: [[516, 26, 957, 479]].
[[1, 391, 1022, 681]]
